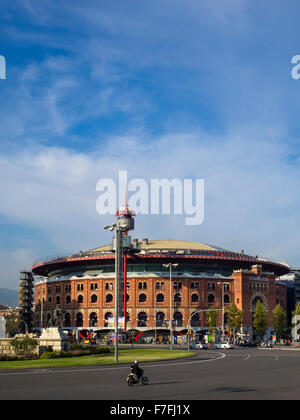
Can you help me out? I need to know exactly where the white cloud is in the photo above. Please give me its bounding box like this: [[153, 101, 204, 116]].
[[0, 126, 300, 289]]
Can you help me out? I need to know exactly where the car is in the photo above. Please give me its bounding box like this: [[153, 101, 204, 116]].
[[215, 342, 234, 349], [189, 342, 208, 350], [197, 342, 208, 349], [83, 339, 97, 345]]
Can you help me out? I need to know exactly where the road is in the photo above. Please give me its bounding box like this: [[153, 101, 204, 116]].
[[0, 348, 300, 400]]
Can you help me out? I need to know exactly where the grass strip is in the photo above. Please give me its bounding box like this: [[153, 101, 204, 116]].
[[0, 348, 195, 370]]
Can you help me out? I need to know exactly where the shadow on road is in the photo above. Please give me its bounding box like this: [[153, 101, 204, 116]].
[[144, 381, 190, 386], [211, 386, 258, 394]]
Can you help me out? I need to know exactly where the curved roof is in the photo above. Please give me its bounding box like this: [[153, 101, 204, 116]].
[[91, 239, 240, 253], [32, 238, 290, 277]]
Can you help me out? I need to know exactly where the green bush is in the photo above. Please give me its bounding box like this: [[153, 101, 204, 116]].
[[40, 351, 72, 359], [10, 337, 38, 356], [70, 344, 112, 356], [0, 354, 39, 361], [70, 343, 85, 351], [92, 346, 111, 355], [38, 346, 112, 359], [0, 354, 19, 361]]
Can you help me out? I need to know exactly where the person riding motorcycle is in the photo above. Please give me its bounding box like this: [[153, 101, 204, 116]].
[[131, 360, 144, 382]]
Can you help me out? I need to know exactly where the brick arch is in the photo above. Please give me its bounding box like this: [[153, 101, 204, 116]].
[[250, 292, 268, 312], [88, 309, 99, 316], [138, 308, 150, 314], [104, 309, 115, 316], [173, 308, 185, 318]]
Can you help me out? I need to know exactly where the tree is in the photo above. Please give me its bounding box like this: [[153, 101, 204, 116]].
[[227, 303, 243, 341], [207, 307, 218, 340], [253, 300, 268, 341], [5, 314, 19, 337], [272, 304, 286, 341]]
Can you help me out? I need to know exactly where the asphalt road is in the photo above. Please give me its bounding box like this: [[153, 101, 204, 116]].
[[0, 348, 300, 400]]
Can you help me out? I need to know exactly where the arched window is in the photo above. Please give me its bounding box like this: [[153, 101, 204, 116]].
[[106, 294, 113, 303], [56, 296, 60, 305], [76, 312, 83, 327], [191, 293, 199, 303], [48, 296, 52, 304], [139, 293, 147, 303], [156, 293, 164, 303], [64, 312, 71, 327], [65, 295, 71, 304], [138, 312, 147, 327], [191, 312, 200, 327], [224, 294, 230, 304], [156, 312, 165, 327], [208, 294, 215, 304], [104, 312, 113, 327], [91, 294, 98, 304], [89, 312, 98, 327], [77, 294, 83, 304], [174, 293, 182, 303], [174, 312, 183, 327], [126, 293, 130, 302]]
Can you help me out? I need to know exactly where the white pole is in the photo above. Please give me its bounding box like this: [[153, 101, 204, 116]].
[[40, 283, 44, 329], [222, 283, 224, 340], [170, 264, 173, 351]]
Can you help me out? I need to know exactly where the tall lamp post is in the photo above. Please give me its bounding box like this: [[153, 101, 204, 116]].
[[217, 281, 230, 341], [163, 263, 178, 350], [104, 198, 136, 362], [104, 223, 124, 363]]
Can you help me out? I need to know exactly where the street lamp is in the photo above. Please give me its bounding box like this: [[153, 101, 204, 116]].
[[217, 281, 230, 341], [163, 263, 178, 350], [104, 223, 124, 363]]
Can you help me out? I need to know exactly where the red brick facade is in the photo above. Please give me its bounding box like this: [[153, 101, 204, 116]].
[[34, 264, 287, 336]]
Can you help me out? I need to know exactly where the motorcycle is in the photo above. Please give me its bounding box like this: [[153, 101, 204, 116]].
[[261, 341, 273, 348], [126, 372, 149, 386]]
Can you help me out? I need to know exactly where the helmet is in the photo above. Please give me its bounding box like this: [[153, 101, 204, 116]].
[[134, 360, 139, 364]]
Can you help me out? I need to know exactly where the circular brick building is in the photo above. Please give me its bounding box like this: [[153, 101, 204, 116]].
[[32, 239, 290, 342]]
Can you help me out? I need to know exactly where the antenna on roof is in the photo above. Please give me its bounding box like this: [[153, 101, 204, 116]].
[[115, 184, 135, 217]]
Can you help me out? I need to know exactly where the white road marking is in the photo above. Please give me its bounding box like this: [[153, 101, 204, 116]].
[[243, 355, 250, 361], [0, 352, 226, 377]]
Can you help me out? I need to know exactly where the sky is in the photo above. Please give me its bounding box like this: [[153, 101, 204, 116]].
[[0, 0, 300, 289]]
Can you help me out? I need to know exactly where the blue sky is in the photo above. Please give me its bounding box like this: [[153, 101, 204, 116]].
[[0, 0, 300, 289]]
